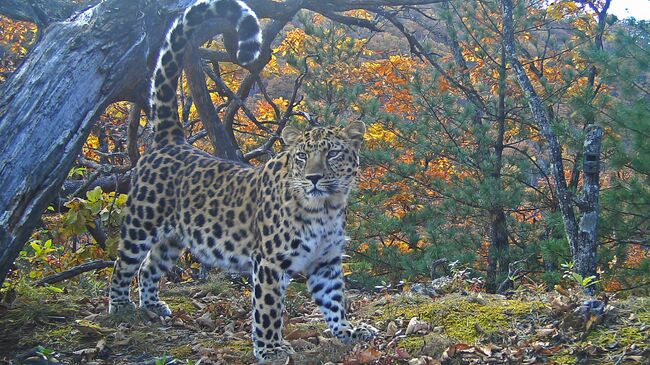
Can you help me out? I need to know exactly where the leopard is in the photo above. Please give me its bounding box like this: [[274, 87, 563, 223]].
[[107, 0, 377, 362]]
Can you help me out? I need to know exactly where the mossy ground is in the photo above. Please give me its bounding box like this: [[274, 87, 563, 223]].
[[549, 297, 650, 364], [1, 276, 648, 364], [377, 293, 541, 344]]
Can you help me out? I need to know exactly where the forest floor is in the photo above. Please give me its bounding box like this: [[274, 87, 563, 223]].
[[0, 272, 649, 365]]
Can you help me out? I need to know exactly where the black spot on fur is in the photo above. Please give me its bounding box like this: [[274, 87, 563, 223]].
[[185, 2, 209, 26], [157, 84, 175, 102], [237, 14, 259, 40]]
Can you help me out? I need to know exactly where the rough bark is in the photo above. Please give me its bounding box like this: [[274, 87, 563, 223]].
[[0, 0, 84, 28], [127, 103, 142, 168], [501, 0, 579, 257], [575, 126, 603, 284], [486, 45, 510, 292], [571, 0, 609, 284], [439, 4, 509, 292]]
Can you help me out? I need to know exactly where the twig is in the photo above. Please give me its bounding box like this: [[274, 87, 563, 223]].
[[77, 157, 131, 174], [243, 54, 315, 161], [34, 260, 114, 286], [428, 258, 449, 278], [497, 255, 532, 294], [205, 61, 272, 134]]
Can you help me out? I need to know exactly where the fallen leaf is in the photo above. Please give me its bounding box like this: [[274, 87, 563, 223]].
[[288, 338, 315, 350], [625, 355, 647, 362], [405, 317, 429, 335], [386, 321, 398, 337], [441, 343, 473, 359], [396, 347, 410, 359], [344, 348, 381, 365], [195, 311, 216, 330], [285, 328, 319, 340], [74, 319, 112, 335], [408, 356, 441, 365], [535, 328, 557, 337]]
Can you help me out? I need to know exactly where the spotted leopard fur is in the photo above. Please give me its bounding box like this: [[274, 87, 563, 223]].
[[108, 0, 376, 362]]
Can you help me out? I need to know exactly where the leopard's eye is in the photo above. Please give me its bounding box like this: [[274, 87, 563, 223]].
[[296, 152, 307, 160], [327, 150, 341, 159]]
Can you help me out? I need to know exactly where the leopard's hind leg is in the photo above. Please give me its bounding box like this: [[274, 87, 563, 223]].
[[137, 237, 183, 317], [108, 215, 154, 313]]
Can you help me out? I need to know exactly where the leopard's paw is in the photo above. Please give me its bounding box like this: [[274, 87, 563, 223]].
[[351, 322, 379, 342], [255, 342, 295, 363], [140, 300, 172, 317], [108, 300, 136, 314]]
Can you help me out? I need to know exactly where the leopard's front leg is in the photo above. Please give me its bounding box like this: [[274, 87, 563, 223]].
[[307, 257, 378, 344], [252, 257, 295, 362]]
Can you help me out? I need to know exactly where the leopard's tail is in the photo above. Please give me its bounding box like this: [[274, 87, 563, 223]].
[[150, 0, 261, 147]]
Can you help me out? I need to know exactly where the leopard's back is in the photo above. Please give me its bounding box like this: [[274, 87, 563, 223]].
[[131, 144, 261, 270]]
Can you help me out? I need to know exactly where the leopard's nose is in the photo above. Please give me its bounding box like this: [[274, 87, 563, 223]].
[[306, 174, 323, 186]]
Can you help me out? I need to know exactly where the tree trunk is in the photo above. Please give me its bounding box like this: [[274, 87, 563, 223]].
[[501, 0, 604, 294], [500, 0, 580, 259], [487, 209, 510, 292], [185, 45, 244, 162], [0, 0, 197, 286], [485, 43, 510, 293], [574, 125, 603, 290]]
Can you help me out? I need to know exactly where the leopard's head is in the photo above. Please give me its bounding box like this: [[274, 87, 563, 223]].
[[282, 122, 366, 200]]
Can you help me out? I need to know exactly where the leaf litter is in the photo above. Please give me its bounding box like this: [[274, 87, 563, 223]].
[[0, 275, 648, 364]]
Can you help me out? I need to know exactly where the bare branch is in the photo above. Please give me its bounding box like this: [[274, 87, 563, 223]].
[[198, 48, 231, 63], [127, 102, 142, 168], [204, 61, 272, 134], [244, 54, 314, 161], [34, 260, 114, 286], [0, 0, 77, 27], [185, 44, 243, 160], [318, 11, 382, 32], [77, 157, 130, 174]]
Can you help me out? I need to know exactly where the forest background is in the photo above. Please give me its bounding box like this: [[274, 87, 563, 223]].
[[1, 0, 646, 294], [0, 0, 649, 362], [1, 0, 649, 296]]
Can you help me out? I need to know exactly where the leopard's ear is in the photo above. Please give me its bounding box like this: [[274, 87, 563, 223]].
[[341, 121, 366, 150], [282, 126, 302, 145]]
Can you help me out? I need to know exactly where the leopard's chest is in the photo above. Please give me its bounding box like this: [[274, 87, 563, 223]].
[[288, 212, 346, 274]]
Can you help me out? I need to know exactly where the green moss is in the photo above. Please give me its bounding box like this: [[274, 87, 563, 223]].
[[585, 326, 645, 348], [202, 278, 234, 297], [550, 297, 649, 364], [632, 299, 650, 324], [551, 353, 577, 365], [220, 338, 255, 362], [224, 339, 252, 352], [285, 321, 327, 333], [34, 324, 80, 342], [381, 294, 539, 344], [163, 295, 197, 315], [398, 333, 452, 357], [169, 343, 193, 359], [399, 336, 427, 351]]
